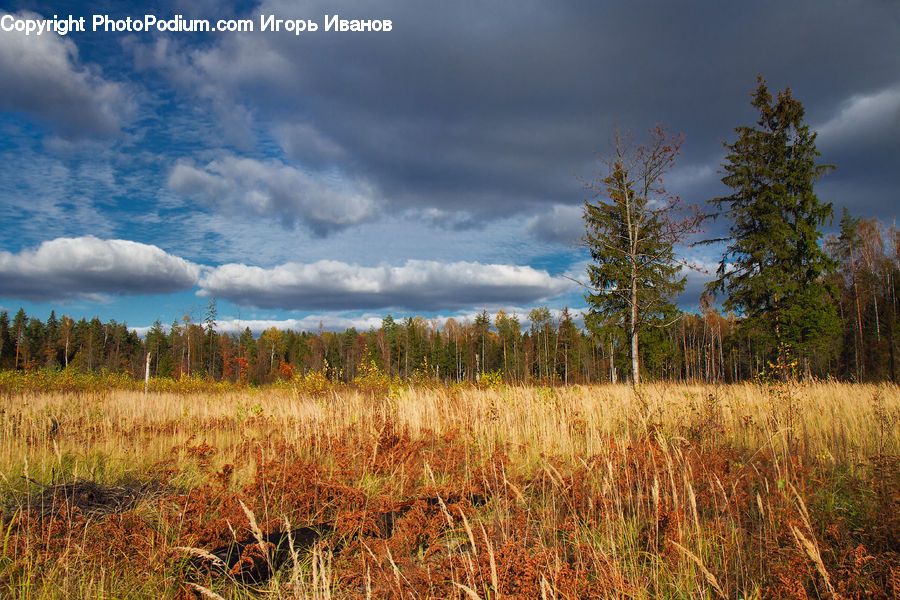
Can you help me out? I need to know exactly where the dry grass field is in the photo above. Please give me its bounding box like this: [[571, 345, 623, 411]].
[[1, 381, 898, 598]]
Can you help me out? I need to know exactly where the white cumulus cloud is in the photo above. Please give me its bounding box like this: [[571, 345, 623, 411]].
[[198, 259, 574, 311], [168, 155, 378, 235], [212, 314, 387, 336], [0, 236, 202, 301]]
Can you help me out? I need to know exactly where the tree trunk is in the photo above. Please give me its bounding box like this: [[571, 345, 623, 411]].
[[850, 243, 864, 379], [874, 277, 881, 343], [631, 273, 640, 385], [503, 339, 507, 379], [610, 339, 616, 384], [144, 352, 151, 394], [889, 267, 897, 382]]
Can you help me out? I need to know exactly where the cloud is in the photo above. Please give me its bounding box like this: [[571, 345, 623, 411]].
[[130, 2, 607, 218], [0, 10, 133, 137], [805, 84, 900, 221], [0, 237, 202, 301], [678, 260, 718, 311], [135, 306, 591, 337], [667, 163, 717, 193], [526, 204, 584, 244], [129, 34, 262, 145], [212, 314, 387, 336], [167, 155, 378, 235], [132, 314, 389, 338], [198, 259, 574, 311], [124, 0, 900, 232], [817, 85, 900, 149], [276, 122, 347, 168]]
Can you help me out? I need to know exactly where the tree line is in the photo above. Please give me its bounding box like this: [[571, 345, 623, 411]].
[[1, 77, 896, 385], [1, 228, 897, 387]]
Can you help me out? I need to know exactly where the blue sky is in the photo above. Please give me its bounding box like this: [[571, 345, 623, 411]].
[[1, 1, 899, 335]]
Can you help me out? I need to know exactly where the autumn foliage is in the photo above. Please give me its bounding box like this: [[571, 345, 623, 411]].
[[1, 382, 898, 598]]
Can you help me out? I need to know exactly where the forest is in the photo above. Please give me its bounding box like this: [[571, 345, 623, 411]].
[[0, 210, 897, 387]]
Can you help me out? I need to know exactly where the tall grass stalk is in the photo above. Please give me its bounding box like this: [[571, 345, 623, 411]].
[[0, 382, 897, 598]]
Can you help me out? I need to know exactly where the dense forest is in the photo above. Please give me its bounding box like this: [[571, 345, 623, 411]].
[[0, 211, 897, 385]]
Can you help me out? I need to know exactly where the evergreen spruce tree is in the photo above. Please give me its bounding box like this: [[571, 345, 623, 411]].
[[204, 298, 218, 377], [12, 308, 27, 370], [473, 310, 491, 377], [45, 310, 59, 367], [708, 76, 838, 375], [583, 126, 696, 384], [0, 311, 10, 369]]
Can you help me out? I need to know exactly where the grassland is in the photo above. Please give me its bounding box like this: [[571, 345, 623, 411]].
[[1, 380, 898, 599]]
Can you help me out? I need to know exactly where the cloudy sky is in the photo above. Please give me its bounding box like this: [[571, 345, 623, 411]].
[[1, 0, 898, 334]]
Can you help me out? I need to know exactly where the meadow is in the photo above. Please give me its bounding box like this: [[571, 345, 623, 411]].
[[0, 376, 898, 599]]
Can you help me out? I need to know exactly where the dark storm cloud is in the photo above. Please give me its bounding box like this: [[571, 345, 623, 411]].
[[139, 0, 899, 232], [813, 86, 900, 222]]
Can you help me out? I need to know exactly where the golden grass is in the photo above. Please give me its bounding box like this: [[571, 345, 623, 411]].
[[4, 381, 896, 482], [0, 381, 898, 599]]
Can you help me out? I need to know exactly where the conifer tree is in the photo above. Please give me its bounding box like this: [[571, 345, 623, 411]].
[[0, 311, 10, 369], [12, 308, 26, 370], [708, 76, 838, 375], [473, 310, 491, 376], [204, 298, 218, 377], [583, 126, 696, 384]]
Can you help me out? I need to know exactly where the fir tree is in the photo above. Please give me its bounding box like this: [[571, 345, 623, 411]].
[[12, 308, 27, 370], [204, 298, 218, 377], [45, 310, 59, 367], [583, 126, 697, 384], [708, 76, 838, 375], [0, 311, 10, 369]]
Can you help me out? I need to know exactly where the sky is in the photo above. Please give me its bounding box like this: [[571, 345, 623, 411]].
[[1, 0, 898, 336]]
